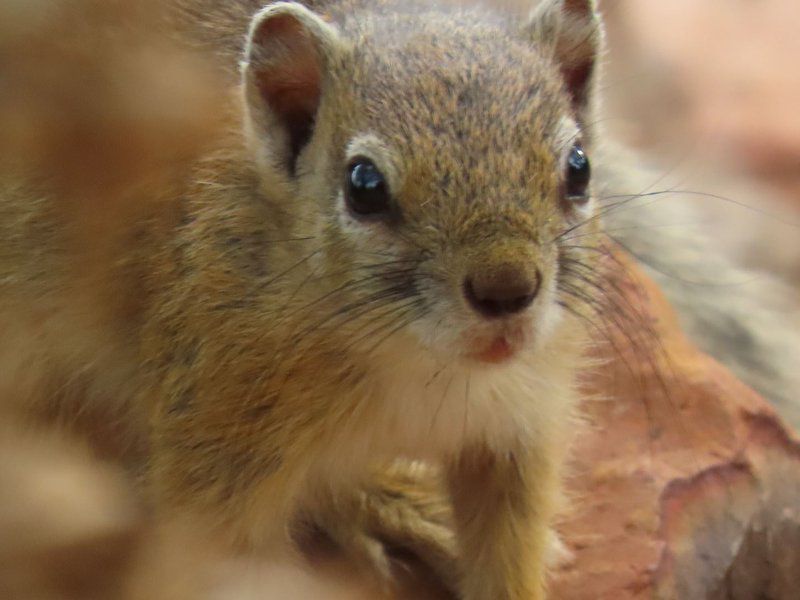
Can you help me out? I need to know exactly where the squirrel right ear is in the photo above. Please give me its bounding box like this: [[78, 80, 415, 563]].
[[524, 0, 602, 119], [241, 2, 342, 176]]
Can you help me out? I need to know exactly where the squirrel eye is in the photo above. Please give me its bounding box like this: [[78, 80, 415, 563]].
[[345, 158, 391, 217], [565, 144, 591, 202]]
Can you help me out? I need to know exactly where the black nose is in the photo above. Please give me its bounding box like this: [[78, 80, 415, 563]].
[[463, 265, 541, 319]]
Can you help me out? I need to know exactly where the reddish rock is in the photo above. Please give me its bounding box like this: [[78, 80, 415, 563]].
[[551, 251, 800, 599]]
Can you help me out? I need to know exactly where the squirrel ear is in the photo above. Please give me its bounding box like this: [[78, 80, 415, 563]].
[[525, 0, 602, 117], [241, 2, 342, 175]]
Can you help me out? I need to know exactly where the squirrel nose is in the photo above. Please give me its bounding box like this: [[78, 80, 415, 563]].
[[463, 264, 541, 319]]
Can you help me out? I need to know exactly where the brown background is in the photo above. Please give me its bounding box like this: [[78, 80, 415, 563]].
[[603, 0, 800, 284]]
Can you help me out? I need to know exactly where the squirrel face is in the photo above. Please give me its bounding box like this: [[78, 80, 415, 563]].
[[241, 1, 602, 366]]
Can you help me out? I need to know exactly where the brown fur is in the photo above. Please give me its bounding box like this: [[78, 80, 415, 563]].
[[1, 1, 604, 598]]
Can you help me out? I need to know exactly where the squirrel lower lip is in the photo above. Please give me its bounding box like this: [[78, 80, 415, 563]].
[[471, 337, 516, 364]]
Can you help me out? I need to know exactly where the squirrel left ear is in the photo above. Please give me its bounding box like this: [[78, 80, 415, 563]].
[[241, 2, 343, 177], [524, 0, 602, 118]]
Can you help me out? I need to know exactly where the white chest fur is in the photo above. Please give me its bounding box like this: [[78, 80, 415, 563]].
[[317, 340, 581, 477]]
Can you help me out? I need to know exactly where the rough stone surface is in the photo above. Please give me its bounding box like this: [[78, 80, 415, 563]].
[[550, 252, 800, 599]]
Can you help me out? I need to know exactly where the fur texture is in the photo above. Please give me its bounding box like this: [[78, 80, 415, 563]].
[[2, 1, 606, 598], [146, 4, 604, 598]]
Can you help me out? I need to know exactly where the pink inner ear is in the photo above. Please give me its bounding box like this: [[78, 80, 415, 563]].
[[556, 0, 599, 112], [563, 59, 593, 110], [256, 57, 322, 124], [250, 13, 324, 171]]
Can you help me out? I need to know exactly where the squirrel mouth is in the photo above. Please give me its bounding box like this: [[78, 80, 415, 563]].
[[469, 335, 519, 364], [474, 337, 515, 363]]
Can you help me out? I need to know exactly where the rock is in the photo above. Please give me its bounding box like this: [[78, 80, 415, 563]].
[[551, 250, 800, 599]]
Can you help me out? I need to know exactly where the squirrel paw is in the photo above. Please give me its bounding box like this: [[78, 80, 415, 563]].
[[310, 461, 459, 593], [330, 526, 396, 588]]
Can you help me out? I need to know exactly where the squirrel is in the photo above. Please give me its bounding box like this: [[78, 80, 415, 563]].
[[2, 0, 799, 599], [157, 2, 602, 597]]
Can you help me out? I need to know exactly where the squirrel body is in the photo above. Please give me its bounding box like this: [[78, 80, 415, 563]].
[[138, 4, 601, 597], [1, 2, 604, 597], [2, 2, 605, 597]]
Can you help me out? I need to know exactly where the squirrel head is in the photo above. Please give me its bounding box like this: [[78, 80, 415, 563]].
[[239, 0, 603, 366]]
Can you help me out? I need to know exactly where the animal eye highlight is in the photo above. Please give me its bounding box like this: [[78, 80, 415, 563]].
[[565, 144, 591, 202], [345, 158, 391, 217]]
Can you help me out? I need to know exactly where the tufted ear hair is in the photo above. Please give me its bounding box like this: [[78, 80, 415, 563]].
[[525, 0, 602, 118], [241, 2, 343, 176]]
